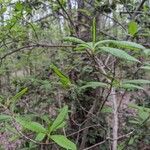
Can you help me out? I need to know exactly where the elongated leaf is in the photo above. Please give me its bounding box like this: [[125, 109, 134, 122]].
[[74, 43, 92, 50], [101, 106, 113, 113], [0, 115, 11, 122], [15, 117, 46, 133], [144, 49, 150, 55], [129, 120, 140, 124], [74, 46, 86, 51], [10, 88, 28, 104], [95, 40, 145, 50], [63, 37, 85, 44], [35, 133, 46, 141], [123, 79, 150, 84], [15, 2, 23, 11], [54, 121, 66, 130], [138, 110, 149, 121], [78, 9, 91, 16], [128, 21, 138, 36], [0, 7, 6, 15], [80, 82, 108, 90], [86, 42, 95, 50], [49, 105, 68, 133], [128, 103, 150, 112], [99, 47, 140, 62], [92, 17, 96, 44], [129, 104, 150, 121], [50, 135, 77, 150], [51, 64, 71, 87], [140, 66, 150, 70], [9, 88, 28, 111], [120, 83, 144, 90]]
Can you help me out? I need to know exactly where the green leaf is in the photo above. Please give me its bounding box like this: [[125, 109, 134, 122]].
[[128, 104, 150, 112], [80, 82, 108, 90], [50, 135, 77, 150], [54, 121, 66, 130], [74, 43, 92, 50], [9, 88, 28, 111], [63, 37, 85, 44], [128, 137, 135, 145], [51, 64, 71, 87], [118, 141, 126, 150], [86, 42, 95, 50], [15, 2, 23, 11], [101, 106, 113, 113], [74, 46, 86, 51], [35, 133, 46, 142], [78, 9, 91, 16], [99, 47, 140, 62], [49, 105, 68, 133], [144, 49, 150, 56], [120, 83, 144, 90], [15, 117, 47, 133], [92, 17, 96, 44], [123, 79, 150, 85], [95, 40, 145, 50], [10, 88, 28, 105], [138, 110, 149, 121], [128, 21, 138, 36], [41, 115, 51, 124], [129, 120, 140, 124], [0, 7, 6, 14], [0, 115, 11, 122], [140, 66, 150, 70]]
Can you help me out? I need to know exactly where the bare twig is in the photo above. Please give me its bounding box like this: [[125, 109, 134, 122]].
[[79, 98, 99, 149], [83, 140, 107, 150], [56, 0, 78, 36], [0, 43, 75, 65], [132, 0, 148, 20]]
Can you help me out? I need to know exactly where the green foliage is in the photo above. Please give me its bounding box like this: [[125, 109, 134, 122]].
[[15, 2, 23, 11], [49, 105, 68, 133], [0, 1, 149, 149], [10, 88, 28, 105], [51, 64, 71, 87], [35, 133, 46, 142], [95, 40, 145, 50], [92, 17, 96, 44], [0, 103, 75, 149], [123, 79, 150, 84], [128, 104, 150, 123], [79, 81, 109, 91], [0, 115, 11, 122], [15, 117, 47, 133], [140, 66, 150, 70], [99, 47, 140, 62], [128, 21, 138, 36], [144, 49, 150, 56], [119, 79, 150, 90], [50, 135, 77, 150], [120, 83, 144, 90]]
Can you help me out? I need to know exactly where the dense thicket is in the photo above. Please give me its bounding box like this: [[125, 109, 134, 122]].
[[0, 0, 150, 150]]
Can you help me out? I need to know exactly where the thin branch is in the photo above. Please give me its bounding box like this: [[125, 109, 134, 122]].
[[83, 140, 107, 150], [102, 13, 127, 32], [56, 0, 78, 36], [67, 124, 105, 137], [0, 43, 75, 65], [132, 0, 148, 19]]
